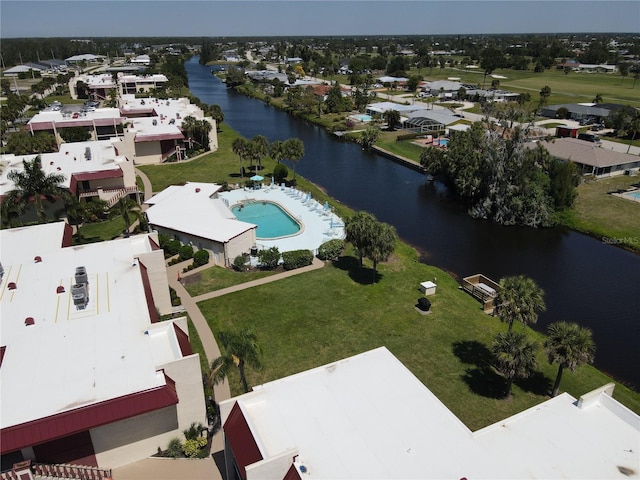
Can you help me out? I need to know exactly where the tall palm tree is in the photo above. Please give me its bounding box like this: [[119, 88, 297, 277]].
[[64, 197, 89, 242], [210, 328, 263, 394], [492, 330, 538, 398], [250, 135, 269, 172], [345, 211, 377, 268], [109, 196, 143, 235], [232, 137, 249, 178], [362, 221, 397, 283], [495, 275, 546, 331], [283, 138, 304, 181], [6, 156, 68, 223], [544, 322, 595, 397], [269, 140, 285, 164]]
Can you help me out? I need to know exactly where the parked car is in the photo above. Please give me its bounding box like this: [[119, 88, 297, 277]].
[[578, 132, 601, 143]]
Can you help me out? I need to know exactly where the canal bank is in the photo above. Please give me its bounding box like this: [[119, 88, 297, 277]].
[[186, 55, 640, 391]]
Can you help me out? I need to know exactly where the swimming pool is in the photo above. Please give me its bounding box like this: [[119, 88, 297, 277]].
[[439, 139, 449, 147], [351, 114, 372, 122], [232, 201, 301, 239], [622, 190, 640, 202]]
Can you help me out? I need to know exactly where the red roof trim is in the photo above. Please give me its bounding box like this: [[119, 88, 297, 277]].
[[223, 402, 263, 480], [71, 169, 123, 182], [138, 260, 159, 324], [148, 236, 160, 251], [0, 379, 178, 454], [173, 323, 193, 357], [62, 223, 74, 248], [0, 346, 6, 368], [283, 464, 302, 480], [135, 133, 184, 142]]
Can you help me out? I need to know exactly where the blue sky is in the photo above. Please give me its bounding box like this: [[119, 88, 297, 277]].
[[1, 0, 638, 38]]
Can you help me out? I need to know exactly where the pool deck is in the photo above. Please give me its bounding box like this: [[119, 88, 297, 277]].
[[220, 185, 346, 253]]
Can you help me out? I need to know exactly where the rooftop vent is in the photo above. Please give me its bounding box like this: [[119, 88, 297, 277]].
[[34, 256, 42, 263], [152, 119, 157, 126], [84, 147, 92, 161], [56, 285, 65, 294], [75, 266, 88, 285], [195, 188, 201, 193], [71, 283, 88, 310], [25, 317, 35, 326], [8, 282, 16, 290]]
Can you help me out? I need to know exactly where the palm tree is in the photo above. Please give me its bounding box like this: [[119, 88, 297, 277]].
[[210, 328, 263, 394], [362, 221, 397, 283], [492, 330, 538, 398], [544, 322, 595, 397], [232, 137, 250, 178], [250, 135, 269, 172], [269, 140, 285, 164], [284, 138, 304, 181], [345, 211, 377, 268], [6, 156, 68, 223], [495, 275, 546, 331], [109, 196, 143, 235], [65, 197, 89, 242]]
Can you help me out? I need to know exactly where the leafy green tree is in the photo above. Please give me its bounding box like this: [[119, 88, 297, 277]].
[[225, 66, 246, 87], [324, 82, 350, 113], [360, 126, 380, 151], [592, 93, 603, 104], [345, 211, 377, 268], [386, 56, 408, 76], [64, 197, 89, 241], [59, 127, 91, 143], [619, 62, 630, 85], [5, 131, 57, 155], [5, 156, 68, 223], [495, 275, 546, 332], [480, 45, 504, 89], [544, 322, 596, 397], [273, 163, 288, 183], [492, 330, 538, 398], [362, 221, 397, 283], [548, 159, 578, 209], [283, 138, 304, 181], [210, 328, 263, 393], [539, 85, 552, 108], [383, 109, 401, 131]]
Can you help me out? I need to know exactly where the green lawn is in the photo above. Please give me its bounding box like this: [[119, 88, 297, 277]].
[[74, 217, 125, 243], [195, 242, 640, 431], [556, 176, 640, 252], [414, 66, 640, 108], [182, 265, 280, 297]]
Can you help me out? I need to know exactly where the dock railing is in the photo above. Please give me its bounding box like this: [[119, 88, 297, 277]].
[[462, 274, 500, 313]]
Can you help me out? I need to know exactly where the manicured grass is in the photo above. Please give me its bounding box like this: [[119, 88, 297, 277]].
[[188, 317, 210, 376], [182, 265, 280, 297], [556, 176, 640, 252], [377, 131, 427, 159], [75, 217, 125, 243], [197, 242, 640, 431]]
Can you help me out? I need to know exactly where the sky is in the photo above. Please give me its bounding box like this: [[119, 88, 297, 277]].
[[1, 0, 639, 38]]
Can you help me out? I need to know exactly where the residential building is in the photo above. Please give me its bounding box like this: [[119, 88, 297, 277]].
[[0, 139, 138, 208], [0, 223, 207, 469], [145, 182, 256, 267], [533, 137, 640, 177], [221, 347, 640, 480]]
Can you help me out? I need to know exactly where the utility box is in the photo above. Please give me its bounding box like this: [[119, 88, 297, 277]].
[[419, 281, 437, 296]]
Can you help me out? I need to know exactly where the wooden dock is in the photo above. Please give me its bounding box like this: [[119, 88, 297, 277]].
[[462, 274, 500, 314]]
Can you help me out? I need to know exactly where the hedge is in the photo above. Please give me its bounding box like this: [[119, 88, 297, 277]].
[[193, 249, 210, 267], [282, 249, 313, 270], [317, 239, 344, 261]]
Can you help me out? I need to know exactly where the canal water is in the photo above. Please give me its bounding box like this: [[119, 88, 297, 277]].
[[186, 57, 640, 390]]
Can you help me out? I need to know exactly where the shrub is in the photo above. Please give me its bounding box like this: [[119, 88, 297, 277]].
[[317, 239, 345, 261], [169, 287, 181, 307], [183, 437, 207, 458], [273, 163, 288, 183], [282, 249, 313, 270], [166, 437, 183, 458], [165, 239, 181, 257], [178, 245, 194, 261], [233, 254, 247, 271], [193, 249, 210, 267], [258, 246, 280, 269]]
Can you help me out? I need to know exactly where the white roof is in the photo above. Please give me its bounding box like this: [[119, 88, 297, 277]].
[[376, 76, 409, 83], [119, 95, 205, 133], [367, 102, 423, 114], [65, 54, 104, 62], [222, 347, 640, 479], [145, 183, 256, 243], [119, 74, 167, 84], [0, 140, 132, 195], [75, 73, 117, 89], [27, 107, 123, 128], [0, 224, 180, 428]]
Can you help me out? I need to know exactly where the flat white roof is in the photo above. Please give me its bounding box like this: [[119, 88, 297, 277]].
[[223, 347, 640, 479], [76, 73, 117, 89], [27, 107, 123, 127], [145, 183, 256, 243], [0, 224, 180, 428], [0, 140, 130, 195], [119, 95, 207, 136]]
